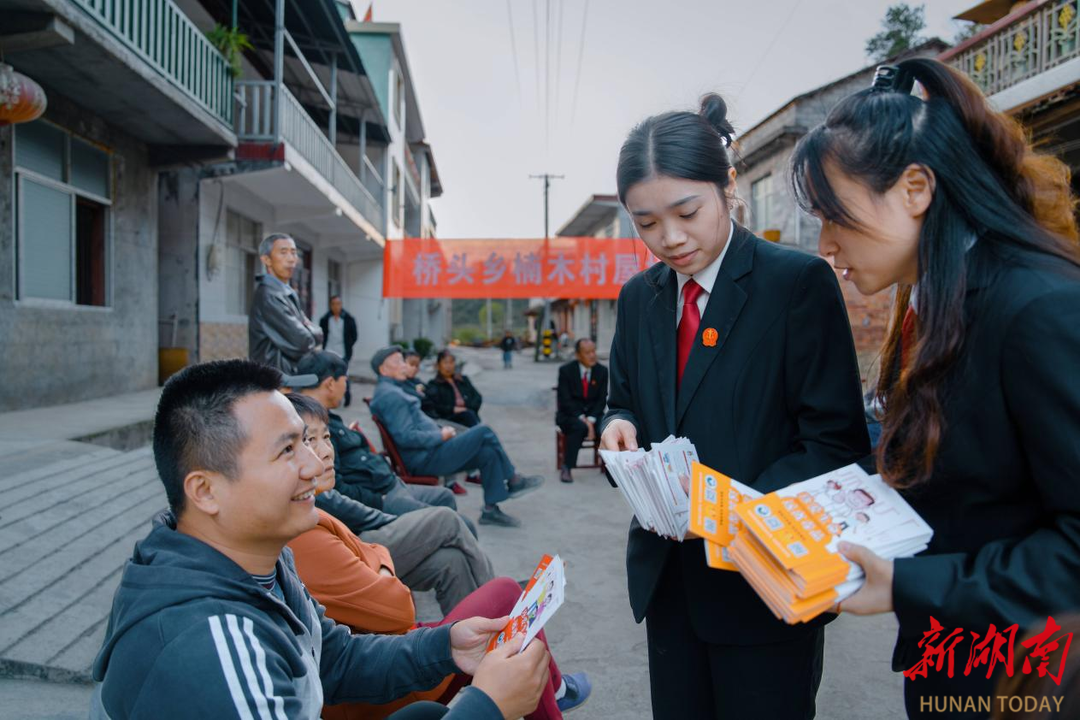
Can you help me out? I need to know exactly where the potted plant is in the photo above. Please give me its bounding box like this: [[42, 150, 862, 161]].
[[206, 24, 254, 79]]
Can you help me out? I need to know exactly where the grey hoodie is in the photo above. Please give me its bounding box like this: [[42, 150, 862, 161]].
[[90, 518, 502, 719]]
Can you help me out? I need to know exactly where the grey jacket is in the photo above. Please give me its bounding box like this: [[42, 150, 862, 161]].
[[370, 377, 445, 470], [90, 518, 502, 719], [249, 274, 323, 373]]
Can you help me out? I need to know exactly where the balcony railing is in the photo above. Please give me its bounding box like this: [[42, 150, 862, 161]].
[[71, 0, 234, 128], [235, 80, 384, 233], [945, 0, 1080, 98]]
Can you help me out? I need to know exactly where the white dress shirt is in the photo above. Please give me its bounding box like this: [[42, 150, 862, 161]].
[[675, 220, 735, 324], [578, 362, 597, 422]]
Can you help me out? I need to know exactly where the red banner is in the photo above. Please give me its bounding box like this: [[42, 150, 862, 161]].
[[382, 238, 656, 299]]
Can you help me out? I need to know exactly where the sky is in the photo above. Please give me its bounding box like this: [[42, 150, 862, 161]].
[[351, 0, 977, 238]]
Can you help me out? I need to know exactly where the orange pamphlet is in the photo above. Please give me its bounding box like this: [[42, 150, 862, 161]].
[[690, 462, 762, 572], [487, 555, 565, 653]]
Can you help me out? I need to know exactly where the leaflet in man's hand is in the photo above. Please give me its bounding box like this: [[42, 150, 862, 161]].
[[487, 554, 565, 653], [600, 436, 698, 539]]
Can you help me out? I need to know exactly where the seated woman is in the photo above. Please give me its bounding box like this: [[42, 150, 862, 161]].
[[285, 393, 590, 719], [422, 350, 483, 427]]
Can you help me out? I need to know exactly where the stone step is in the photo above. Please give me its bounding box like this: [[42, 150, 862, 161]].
[[0, 458, 156, 554], [0, 445, 123, 495], [0, 448, 153, 527], [0, 443, 119, 484], [0, 468, 159, 614], [0, 483, 164, 596]]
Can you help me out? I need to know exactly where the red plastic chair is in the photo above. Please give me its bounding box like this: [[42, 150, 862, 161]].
[[362, 398, 440, 486]]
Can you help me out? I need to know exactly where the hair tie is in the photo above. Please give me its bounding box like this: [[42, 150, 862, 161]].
[[871, 65, 915, 95]]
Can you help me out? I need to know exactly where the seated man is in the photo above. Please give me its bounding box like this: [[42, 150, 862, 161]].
[[91, 359, 549, 720], [555, 339, 609, 484], [294, 352, 477, 535], [288, 393, 495, 614], [423, 350, 483, 427], [286, 398, 592, 719], [369, 346, 544, 528]]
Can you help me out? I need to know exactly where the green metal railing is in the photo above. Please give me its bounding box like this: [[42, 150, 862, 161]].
[[945, 0, 1080, 97], [71, 0, 234, 128]]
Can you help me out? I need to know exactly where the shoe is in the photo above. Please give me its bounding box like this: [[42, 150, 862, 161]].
[[560, 466, 573, 483], [479, 505, 521, 527], [556, 672, 592, 713], [448, 481, 468, 495], [507, 474, 544, 499], [465, 472, 482, 485]]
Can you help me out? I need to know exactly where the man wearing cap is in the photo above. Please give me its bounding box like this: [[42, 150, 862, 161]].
[[291, 351, 477, 538], [369, 346, 544, 528], [249, 233, 323, 373]]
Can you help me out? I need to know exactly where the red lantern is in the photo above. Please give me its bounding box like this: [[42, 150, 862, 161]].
[[0, 63, 47, 126]]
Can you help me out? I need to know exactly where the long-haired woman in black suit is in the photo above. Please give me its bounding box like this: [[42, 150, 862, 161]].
[[598, 94, 870, 719], [790, 58, 1080, 719]]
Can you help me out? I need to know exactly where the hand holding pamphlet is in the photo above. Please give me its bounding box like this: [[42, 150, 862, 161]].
[[727, 464, 933, 624], [487, 555, 566, 653], [600, 436, 699, 539]]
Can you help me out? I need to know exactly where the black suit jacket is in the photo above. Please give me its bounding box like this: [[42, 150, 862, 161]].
[[319, 310, 358, 363], [556, 361, 608, 424], [888, 244, 1080, 670], [600, 224, 870, 645]]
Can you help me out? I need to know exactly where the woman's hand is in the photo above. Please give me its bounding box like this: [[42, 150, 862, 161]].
[[833, 542, 894, 615], [600, 419, 638, 451]]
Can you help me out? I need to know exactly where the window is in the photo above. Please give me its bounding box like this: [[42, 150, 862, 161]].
[[392, 160, 402, 228], [225, 209, 262, 316], [14, 121, 111, 305], [392, 67, 405, 128], [327, 259, 342, 304], [751, 174, 776, 233]]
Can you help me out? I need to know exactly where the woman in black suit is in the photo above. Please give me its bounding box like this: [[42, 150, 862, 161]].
[[790, 59, 1080, 719], [598, 94, 870, 719]]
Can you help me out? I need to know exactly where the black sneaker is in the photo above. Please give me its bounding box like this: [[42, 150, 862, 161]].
[[507, 474, 545, 498], [480, 505, 522, 527]]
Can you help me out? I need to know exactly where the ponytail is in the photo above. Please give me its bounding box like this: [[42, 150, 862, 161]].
[[791, 58, 1080, 489]]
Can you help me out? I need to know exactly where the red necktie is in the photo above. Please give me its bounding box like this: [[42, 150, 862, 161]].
[[900, 305, 917, 374], [677, 279, 704, 388], [582, 371, 589, 398]]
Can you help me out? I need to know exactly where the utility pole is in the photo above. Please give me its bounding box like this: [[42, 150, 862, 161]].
[[529, 173, 564, 361]]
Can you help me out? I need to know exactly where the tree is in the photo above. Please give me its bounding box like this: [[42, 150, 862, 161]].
[[951, 20, 984, 44], [866, 4, 926, 61]]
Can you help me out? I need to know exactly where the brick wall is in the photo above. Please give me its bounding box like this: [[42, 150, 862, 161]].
[[200, 322, 248, 362], [833, 269, 895, 387]]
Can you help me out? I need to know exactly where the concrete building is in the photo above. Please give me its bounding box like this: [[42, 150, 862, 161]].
[[0, 0, 238, 411], [549, 193, 636, 356], [347, 21, 449, 350], [732, 39, 948, 382], [943, 0, 1080, 198]]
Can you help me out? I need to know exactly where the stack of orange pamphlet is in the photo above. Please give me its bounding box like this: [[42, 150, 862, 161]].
[[688, 462, 761, 571], [729, 464, 933, 624]]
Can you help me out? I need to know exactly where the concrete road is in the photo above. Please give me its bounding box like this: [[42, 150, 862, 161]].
[[0, 346, 904, 719]]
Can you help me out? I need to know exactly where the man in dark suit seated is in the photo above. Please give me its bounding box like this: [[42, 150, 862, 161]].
[[556, 338, 608, 483], [369, 346, 544, 528]]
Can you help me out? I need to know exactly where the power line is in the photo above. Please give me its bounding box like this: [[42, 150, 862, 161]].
[[505, 0, 522, 103], [544, 0, 551, 151], [554, 0, 564, 129], [741, 0, 804, 90], [532, 0, 541, 111], [569, 0, 590, 128]]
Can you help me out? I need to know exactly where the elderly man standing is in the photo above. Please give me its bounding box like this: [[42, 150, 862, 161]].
[[249, 233, 322, 373], [369, 346, 544, 528]]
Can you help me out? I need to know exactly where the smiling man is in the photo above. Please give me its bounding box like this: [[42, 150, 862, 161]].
[[249, 233, 323, 373], [90, 360, 551, 720]]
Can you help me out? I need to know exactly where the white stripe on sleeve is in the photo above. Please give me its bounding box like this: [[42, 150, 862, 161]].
[[243, 616, 287, 720], [226, 614, 274, 720], [208, 615, 256, 720]]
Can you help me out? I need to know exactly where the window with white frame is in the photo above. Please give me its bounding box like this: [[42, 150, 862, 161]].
[[14, 121, 111, 306], [750, 174, 776, 233], [392, 67, 405, 128], [225, 209, 262, 316], [327, 258, 342, 304]]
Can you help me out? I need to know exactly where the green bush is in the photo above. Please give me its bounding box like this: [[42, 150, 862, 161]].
[[413, 337, 434, 359], [392, 340, 410, 351], [454, 326, 486, 346]]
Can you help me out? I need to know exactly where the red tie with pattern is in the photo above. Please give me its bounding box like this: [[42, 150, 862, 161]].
[[900, 305, 917, 374], [582, 371, 589, 398], [677, 279, 704, 389]]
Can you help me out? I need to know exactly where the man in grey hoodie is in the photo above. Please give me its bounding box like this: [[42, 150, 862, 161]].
[[90, 359, 550, 719]]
